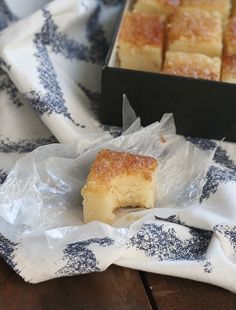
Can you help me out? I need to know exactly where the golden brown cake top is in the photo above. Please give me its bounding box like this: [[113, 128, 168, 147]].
[[134, 0, 181, 16], [86, 149, 157, 184], [181, 0, 230, 15], [182, 0, 223, 4], [154, 0, 180, 8], [167, 8, 222, 43], [163, 52, 220, 81], [119, 12, 164, 47], [222, 55, 236, 75], [225, 17, 236, 46]]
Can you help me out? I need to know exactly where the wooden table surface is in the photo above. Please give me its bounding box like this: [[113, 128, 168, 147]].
[[0, 258, 236, 310]]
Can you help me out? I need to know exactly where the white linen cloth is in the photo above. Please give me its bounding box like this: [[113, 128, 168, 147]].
[[0, 0, 236, 293]]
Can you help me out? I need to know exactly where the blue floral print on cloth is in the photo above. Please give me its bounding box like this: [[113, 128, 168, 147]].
[[0, 0, 235, 293]]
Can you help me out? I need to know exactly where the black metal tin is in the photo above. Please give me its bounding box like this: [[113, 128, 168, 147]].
[[100, 1, 236, 141]]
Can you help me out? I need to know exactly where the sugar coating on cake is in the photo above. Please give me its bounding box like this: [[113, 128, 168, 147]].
[[181, 0, 231, 19], [224, 17, 236, 56], [118, 12, 165, 72], [134, 0, 180, 17], [163, 51, 221, 81], [221, 55, 236, 83], [167, 8, 223, 57], [81, 149, 158, 225], [119, 12, 164, 47]]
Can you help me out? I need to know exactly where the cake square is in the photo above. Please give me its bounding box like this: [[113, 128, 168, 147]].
[[181, 0, 231, 20], [224, 17, 236, 56], [81, 150, 158, 224], [133, 0, 180, 17], [162, 51, 221, 81], [118, 12, 165, 73], [167, 8, 223, 57], [221, 55, 236, 83]]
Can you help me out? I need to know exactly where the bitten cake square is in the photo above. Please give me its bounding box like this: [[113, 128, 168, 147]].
[[181, 0, 231, 20], [224, 17, 236, 56], [162, 51, 221, 81], [221, 55, 236, 83], [133, 0, 180, 17], [81, 150, 158, 225], [167, 8, 223, 57], [118, 12, 165, 73]]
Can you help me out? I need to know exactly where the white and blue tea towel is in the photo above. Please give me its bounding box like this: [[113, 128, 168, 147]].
[[0, 0, 236, 293]]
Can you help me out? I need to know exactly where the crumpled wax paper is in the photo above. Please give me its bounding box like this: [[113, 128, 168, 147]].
[[0, 101, 213, 242]]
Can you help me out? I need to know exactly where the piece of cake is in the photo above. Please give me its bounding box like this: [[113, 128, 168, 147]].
[[181, 0, 231, 20], [224, 17, 236, 56], [162, 51, 221, 81], [118, 12, 165, 73], [81, 149, 158, 224], [167, 8, 223, 57], [133, 0, 180, 17], [221, 55, 236, 83]]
